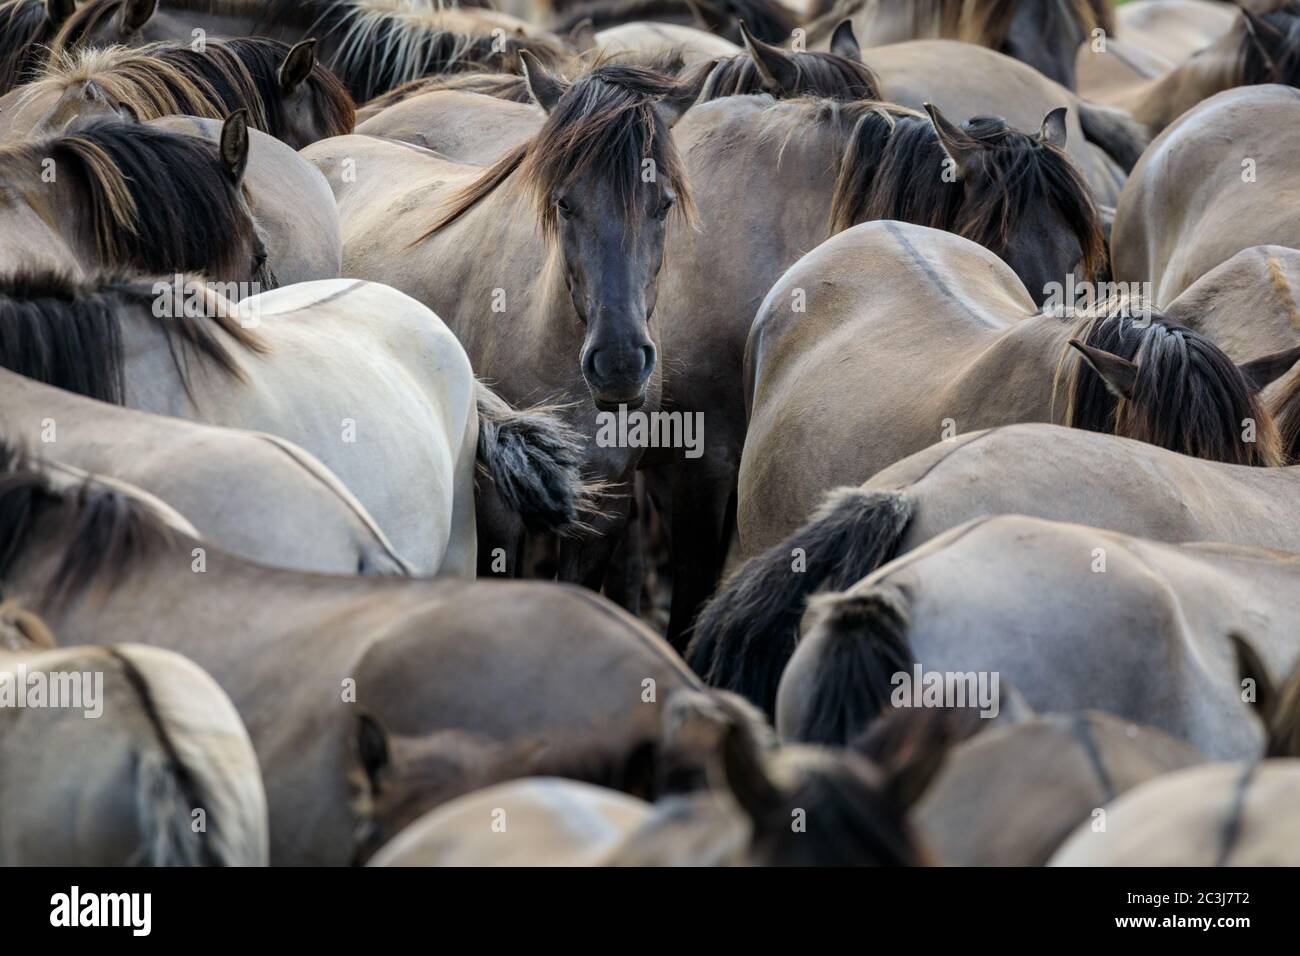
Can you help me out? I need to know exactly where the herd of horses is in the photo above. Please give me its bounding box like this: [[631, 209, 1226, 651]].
[[1, 0, 1299, 867]]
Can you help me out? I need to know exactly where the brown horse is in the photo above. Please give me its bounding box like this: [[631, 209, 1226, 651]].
[[0, 444, 700, 864], [1113, 84, 1300, 305], [689, 224, 1300, 714], [1051, 760, 1300, 865], [1089, 4, 1300, 138], [306, 58, 698, 592], [778, 515, 1300, 757], [0, 38, 354, 147], [0, 112, 268, 285], [806, 0, 1114, 91], [0, 619, 269, 866], [857, 708, 1205, 866], [550, 0, 799, 45]]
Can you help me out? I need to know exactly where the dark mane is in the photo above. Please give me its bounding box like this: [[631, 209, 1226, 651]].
[[0, 120, 263, 280], [550, 0, 798, 44], [266, 0, 569, 101], [1059, 312, 1283, 467], [699, 49, 881, 102], [0, 0, 59, 94], [0, 270, 268, 404], [1236, 2, 1300, 87], [359, 49, 690, 112], [828, 106, 1105, 281], [420, 62, 695, 240], [0, 442, 175, 609]]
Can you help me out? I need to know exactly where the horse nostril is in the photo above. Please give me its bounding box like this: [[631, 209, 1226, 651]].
[[640, 344, 655, 373]]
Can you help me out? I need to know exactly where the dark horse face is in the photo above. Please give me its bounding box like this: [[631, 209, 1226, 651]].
[[521, 55, 697, 412], [555, 171, 672, 412]]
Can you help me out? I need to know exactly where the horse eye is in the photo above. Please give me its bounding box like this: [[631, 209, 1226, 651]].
[[656, 195, 676, 220], [556, 197, 574, 219]]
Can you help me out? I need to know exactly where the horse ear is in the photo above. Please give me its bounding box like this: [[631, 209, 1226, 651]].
[[740, 20, 798, 95], [1236, 343, 1300, 393], [1069, 338, 1138, 401], [720, 724, 782, 823], [219, 109, 251, 185], [1039, 106, 1068, 150], [520, 50, 565, 113], [278, 38, 317, 96], [119, 0, 157, 33], [45, 0, 75, 29], [829, 19, 862, 61], [354, 712, 392, 792], [657, 58, 715, 127], [923, 101, 975, 180], [568, 17, 597, 53]]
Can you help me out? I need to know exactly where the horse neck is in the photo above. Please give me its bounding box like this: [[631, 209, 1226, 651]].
[[1127, 50, 1237, 132], [0, 158, 85, 258]]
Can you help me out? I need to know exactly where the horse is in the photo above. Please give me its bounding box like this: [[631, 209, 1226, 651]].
[[733, 221, 1290, 556], [1113, 84, 1300, 306], [0, 270, 595, 576], [592, 21, 739, 65], [868, 710, 1206, 866], [805, 0, 1114, 92], [0, 0, 73, 94], [0, 444, 701, 864], [0, 38, 354, 148], [0, 367, 411, 575], [0, 112, 269, 286], [697, 19, 879, 101], [368, 702, 942, 865], [1051, 643, 1300, 864], [262, 0, 570, 101], [152, 115, 343, 285], [1050, 760, 1300, 865], [860, 39, 1144, 197], [305, 58, 698, 592], [0, 604, 268, 866], [692, 260, 1300, 714], [1085, 4, 1300, 139], [549, 0, 799, 46], [778, 514, 1300, 758]]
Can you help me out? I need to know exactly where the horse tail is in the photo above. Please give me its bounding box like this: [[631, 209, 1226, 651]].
[[474, 381, 597, 536], [1078, 101, 1150, 173], [111, 646, 269, 866], [684, 486, 913, 717], [792, 585, 914, 745]]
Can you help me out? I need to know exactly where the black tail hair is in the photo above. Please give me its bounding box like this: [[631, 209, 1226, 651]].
[[792, 585, 914, 746], [474, 381, 596, 536], [684, 487, 913, 717]]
